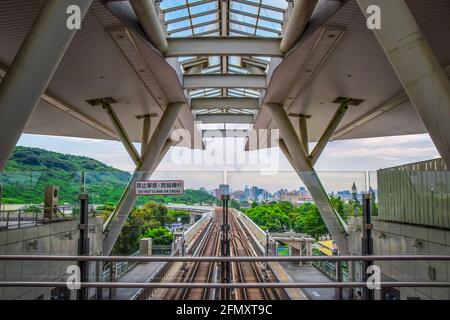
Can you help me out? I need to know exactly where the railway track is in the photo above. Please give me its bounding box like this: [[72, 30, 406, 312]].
[[163, 210, 221, 300], [163, 207, 286, 300]]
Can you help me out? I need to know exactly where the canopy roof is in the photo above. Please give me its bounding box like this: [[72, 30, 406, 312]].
[[0, 0, 449, 150]]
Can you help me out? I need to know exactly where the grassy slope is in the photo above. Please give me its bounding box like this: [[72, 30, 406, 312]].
[[1, 146, 218, 206]]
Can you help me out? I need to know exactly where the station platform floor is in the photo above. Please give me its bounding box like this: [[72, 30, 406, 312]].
[[111, 261, 164, 300], [109, 260, 342, 300], [279, 262, 340, 300]]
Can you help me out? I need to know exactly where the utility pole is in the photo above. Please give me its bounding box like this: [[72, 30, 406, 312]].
[[362, 193, 374, 300], [265, 229, 270, 271], [77, 193, 90, 300]]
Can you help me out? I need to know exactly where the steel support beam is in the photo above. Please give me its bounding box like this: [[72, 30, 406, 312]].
[[184, 74, 266, 89], [332, 93, 409, 140], [103, 103, 184, 255], [356, 0, 450, 168], [280, 0, 318, 53], [299, 116, 309, 155], [166, 37, 283, 57], [140, 115, 152, 155], [191, 97, 260, 110], [309, 103, 349, 166], [0, 0, 93, 171], [196, 114, 254, 124], [279, 139, 296, 169], [266, 103, 348, 253], [103, 103, 141, 167], [289, 113, 310, 155], [129, 0, 168, 52]]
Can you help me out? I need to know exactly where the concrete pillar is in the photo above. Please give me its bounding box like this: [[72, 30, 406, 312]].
[[103, 103, 184, 255], [0, 0, 93, 171], [356, 0, 450, 167], [139, 238, 153, 256], [267, 103, 348, 253]]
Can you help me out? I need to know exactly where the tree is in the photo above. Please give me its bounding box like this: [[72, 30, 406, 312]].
[[245, 203, 291, 232], [229, 199, 241, 210], [141, 227, 173, 245], [351, 182, 361, 214], [369, 187, 378, 216], [168, 209, 191, 224], [292, 202, 327, 238]]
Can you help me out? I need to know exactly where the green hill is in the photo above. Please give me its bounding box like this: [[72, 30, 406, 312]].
[[1, 146, 131, 204], [0, 146, 218, 206]]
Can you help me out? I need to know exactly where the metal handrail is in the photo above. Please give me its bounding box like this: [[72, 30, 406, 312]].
[[1, 254, 450, 262], [1, 281, 450, 289], [101, 250, 140, 281], [1, 254, 450, 291], [0, 205, 79, 230]]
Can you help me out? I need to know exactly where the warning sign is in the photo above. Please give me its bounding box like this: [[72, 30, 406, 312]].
[[135, 180, 184, 195]]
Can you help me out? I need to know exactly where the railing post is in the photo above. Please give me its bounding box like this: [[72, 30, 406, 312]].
[[335, 261, 343, 300], [18, 210, 21, 229], [108, 263, 114, 300], [0, 183, 3, 213]]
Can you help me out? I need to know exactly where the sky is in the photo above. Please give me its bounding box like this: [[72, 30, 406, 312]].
[[16, 133, 440, 193]]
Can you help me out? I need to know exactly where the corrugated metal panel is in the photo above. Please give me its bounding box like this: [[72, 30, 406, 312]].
[[378, 159, 449, 229]]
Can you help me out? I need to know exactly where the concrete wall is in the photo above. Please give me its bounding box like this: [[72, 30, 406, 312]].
[[0, 217, 103, 300], [347, 216, 450, 300]]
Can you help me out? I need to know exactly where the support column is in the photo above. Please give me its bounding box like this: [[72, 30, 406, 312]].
[[130, 0, 168, 52], [0, 0, 93, 170], [103, 103, 141, 166], [299, 115, 309, 155], [309, 103, 349, 165], [280, 0, 319, 53], [267, 103, 348, 253], [356, 0, 450, 167], [141, 115, 151, 155], [102, 103, 184, 255]]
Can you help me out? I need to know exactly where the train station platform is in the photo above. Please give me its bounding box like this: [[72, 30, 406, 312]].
[[279, 262, 339, 300], [112, 261, 163, 300]]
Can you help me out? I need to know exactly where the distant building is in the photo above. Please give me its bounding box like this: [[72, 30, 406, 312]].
[[215, 184, 229, 199], [244, 185, 250, 200], [231, 190, 246, 201], [337, 190, 352, 201]]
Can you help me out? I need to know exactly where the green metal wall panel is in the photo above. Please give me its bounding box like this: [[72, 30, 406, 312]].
[[378, 159, 449, 229]]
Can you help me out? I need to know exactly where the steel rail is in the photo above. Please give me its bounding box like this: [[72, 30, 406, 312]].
[[1, 255, 450, 262], [1, 282, 450, 289]]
